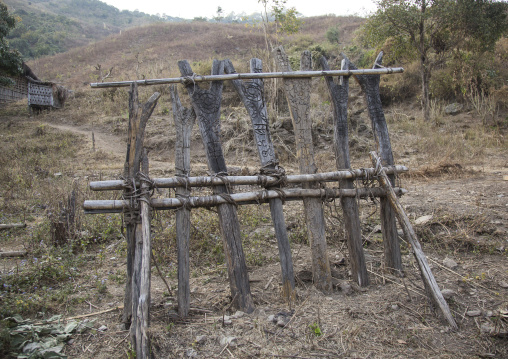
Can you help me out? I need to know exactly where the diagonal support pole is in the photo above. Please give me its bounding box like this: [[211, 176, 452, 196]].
[[370, 151, 457, 330]]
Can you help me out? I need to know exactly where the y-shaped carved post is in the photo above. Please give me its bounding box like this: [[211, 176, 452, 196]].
[[224, 58, 296, 303], [275, 47, 332, 293], [351, 52, 402, 274], [321, 56, 369, 286], [178, 60, 254, 313]]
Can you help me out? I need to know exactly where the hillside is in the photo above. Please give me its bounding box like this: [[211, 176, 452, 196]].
[[27, 15, 365, 87], [3, 0, 176, 59]]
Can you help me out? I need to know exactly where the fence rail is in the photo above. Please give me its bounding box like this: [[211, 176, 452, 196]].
[[90, 67, 404, 88]]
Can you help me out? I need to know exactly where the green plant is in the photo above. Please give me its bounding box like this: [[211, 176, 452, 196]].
[[309, 322, 322, 336]]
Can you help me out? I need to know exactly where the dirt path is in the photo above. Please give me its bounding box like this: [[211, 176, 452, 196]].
[[46, 123, 125, 160], [45, 122, 176, 174]]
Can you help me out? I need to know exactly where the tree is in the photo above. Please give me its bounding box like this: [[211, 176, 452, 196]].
[[258, 0, 303, 49], [214, 6, 224, 22], [362, 0, 508, 121], [326, 26, 340, 45], [0, 3, 23, 86]]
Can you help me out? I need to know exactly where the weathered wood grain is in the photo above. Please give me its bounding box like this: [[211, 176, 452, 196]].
[[170, 85, 196, 317], [123, 83, 160, 329], [321, 56, 369, 286], [351, 52, 402, 274], [224, 58, 296, 303], [275, 47, 332, 293], [133, 151, 152, 358], [178, 59, 254, 313]]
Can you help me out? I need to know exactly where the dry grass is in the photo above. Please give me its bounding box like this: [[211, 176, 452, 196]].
[[1, 17, 508, 359]]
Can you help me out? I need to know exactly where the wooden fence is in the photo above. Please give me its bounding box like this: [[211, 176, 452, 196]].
[[84, 49, 457, 358]]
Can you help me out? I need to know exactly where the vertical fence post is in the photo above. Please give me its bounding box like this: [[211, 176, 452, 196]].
[[170, 85, 196, 317], [224, 58, 296, 303], [134, 151, 152, 358], [321, 57, 369, 286], [275, 47, 332, 293], [178, 60, 254, 313], [121, 82, 160, 349], [351, 52, 402, 274]]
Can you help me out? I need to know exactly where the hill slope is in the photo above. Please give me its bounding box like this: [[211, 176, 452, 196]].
[[27, 15, 365, 87], [3, 0, 179, 59]]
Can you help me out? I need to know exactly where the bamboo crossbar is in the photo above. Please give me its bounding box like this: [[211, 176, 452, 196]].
[[89, 166, 408, 191], [90, 68, 404, 88], [84, 186, 407, 213]]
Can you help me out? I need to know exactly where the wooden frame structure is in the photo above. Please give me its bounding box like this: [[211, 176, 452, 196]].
[[84, 50, 456, 358]]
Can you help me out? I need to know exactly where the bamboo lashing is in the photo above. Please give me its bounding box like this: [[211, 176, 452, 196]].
[[90, 68, 404, 88], [89, 166, 408, 191]]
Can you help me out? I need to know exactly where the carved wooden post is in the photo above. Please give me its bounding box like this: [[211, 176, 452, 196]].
[[224, 58, 296, 302], [178, 60, 254, 313], [170, 85, 196, 317], [321, 57, 369, 286], [123, 83, 160, 328], [133, 151, 152, 358], [351, 52, 402, 274], [275, 47, 332, 293]]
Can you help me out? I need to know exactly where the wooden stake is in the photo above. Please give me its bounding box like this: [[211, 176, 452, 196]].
[[178, 59, 254, 313], [133, 151, 152, 359], [122, 82, 160, 329], [370, 151, 458, 329], [275, 47, 332, 293], [321, 56, 369, 287], [224, 58, 296, 303], [170, 85, 196, 317], [352, 52, 402, 274]]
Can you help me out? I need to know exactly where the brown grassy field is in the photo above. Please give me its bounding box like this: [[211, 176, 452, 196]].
[[1, 17, 507, 359]]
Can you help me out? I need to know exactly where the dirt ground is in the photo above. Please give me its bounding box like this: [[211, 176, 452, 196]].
[[1, 106, 507, 359]]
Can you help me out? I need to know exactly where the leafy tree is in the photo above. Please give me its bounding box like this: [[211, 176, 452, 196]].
[[0, 3, 23, 86], [258, 0, 303, 49], [326, 26, 340, 45], [362, 0, 508, 121]]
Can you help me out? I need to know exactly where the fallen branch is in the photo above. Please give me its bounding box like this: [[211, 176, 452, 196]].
[[66, 305, 124, 321]]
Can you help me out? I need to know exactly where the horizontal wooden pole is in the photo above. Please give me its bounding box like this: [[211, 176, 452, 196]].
[[0, 223, 26, 230], [90, 68, 404, 88], [84, 187, 407, 214], [89, 166, 408, 191], [0, 250, 27, 257]]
